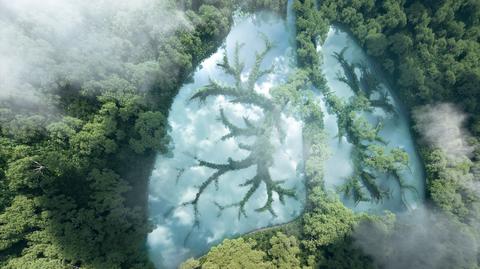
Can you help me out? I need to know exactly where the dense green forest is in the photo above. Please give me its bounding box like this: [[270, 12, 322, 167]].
[[1, 0, 479, 268]]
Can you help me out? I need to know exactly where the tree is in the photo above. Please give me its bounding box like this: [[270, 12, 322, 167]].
[[302, 188, 356, 252], [4, 115, 46, 144], [365, 32, 388, 56], [378, 0, 407, 30], [201, 238, 272, 269], [388, 32, 413, 55], [129, 111, 169, 154], [268, 232, 301, 269], [425, 149, 478, 221], [179, 258, 200, 269], [0, 196, 38, 251], [70, 104, 119, 157], [46, 117, 83, 145], [5, 156, 50, 191]]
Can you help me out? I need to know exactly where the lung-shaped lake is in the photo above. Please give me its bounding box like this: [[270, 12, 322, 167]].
[[147, 12, 305, 268], [147, 12, 426, 269]]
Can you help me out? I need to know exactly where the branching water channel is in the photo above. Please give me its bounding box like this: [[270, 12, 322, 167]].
[[147, 10, 425, 269]]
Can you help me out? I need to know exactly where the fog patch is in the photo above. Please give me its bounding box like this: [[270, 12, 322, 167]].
[[413, 103, 480, 193], [413, 103, 474, 158], [352, 103, 480, 269], [354, 207, 478, 269], [0, 0, 191, 104]]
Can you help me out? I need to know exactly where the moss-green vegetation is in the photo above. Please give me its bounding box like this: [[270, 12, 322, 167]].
[[180, 234, 301, 269]]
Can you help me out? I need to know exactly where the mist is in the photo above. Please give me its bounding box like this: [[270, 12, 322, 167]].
[[351, 103, 480, 269], [354, 207, 478, 269], [413, 103, 474, 158], [413, 103, 480, 193], [0, 0, 191, 104]]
